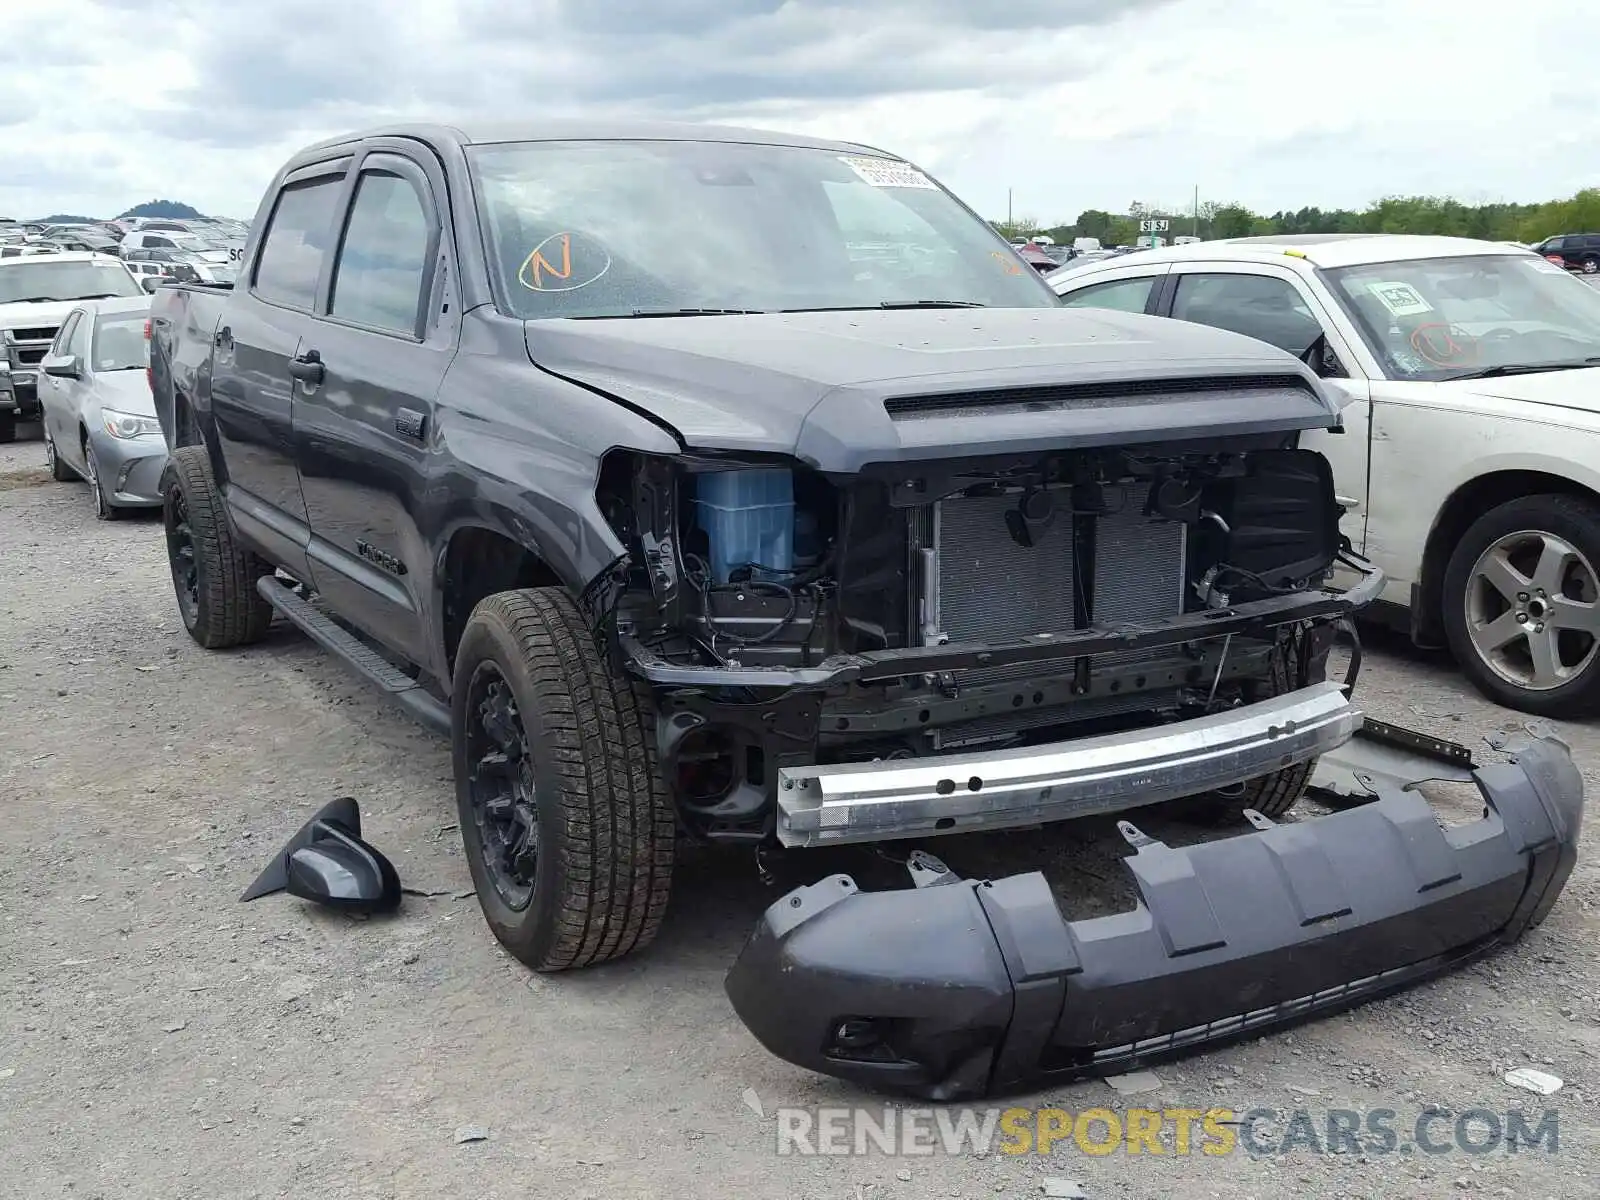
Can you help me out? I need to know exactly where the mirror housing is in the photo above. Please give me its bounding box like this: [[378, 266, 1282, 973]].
[[141, 275, 162, 293], [240, 797, 402, 914], [43, 355, 81, 379]]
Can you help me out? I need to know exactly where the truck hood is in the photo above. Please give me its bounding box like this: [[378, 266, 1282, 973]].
[[523, 307, 1339, 472], [0, 299, 78, 329]]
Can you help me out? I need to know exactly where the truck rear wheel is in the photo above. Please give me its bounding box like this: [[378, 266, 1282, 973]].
[[160, 446, 274, 649], [451, 587, 675, 972]]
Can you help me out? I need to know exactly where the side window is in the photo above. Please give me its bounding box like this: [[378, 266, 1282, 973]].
[[1059, 276, 1157, 314], [51, 313, 80, 354], [253, 175, 345, 311], [328, 170, 432, 336], [147, 236, 172, 249], [70, 315, 92, 359], [1170, 272, 1325, 357]]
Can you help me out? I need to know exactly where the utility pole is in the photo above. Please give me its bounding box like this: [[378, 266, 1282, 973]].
[[1193, 185, 1200, 238], [1007, 187, 1013, 228]]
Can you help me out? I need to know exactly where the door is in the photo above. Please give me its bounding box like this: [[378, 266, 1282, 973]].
[[210, 162, 348, 577], [1158, 262, 1376, 560], [293, 150, 456, 669], [40, 310, 86, 470]]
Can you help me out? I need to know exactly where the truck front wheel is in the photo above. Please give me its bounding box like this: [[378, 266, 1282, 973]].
[[160, 446, 274, 648], [451, 588, 675, 972], [1197, 641, 1316, 822]]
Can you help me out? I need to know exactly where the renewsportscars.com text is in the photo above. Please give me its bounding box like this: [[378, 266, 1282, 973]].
[[773, 1105, 1560, 1159]]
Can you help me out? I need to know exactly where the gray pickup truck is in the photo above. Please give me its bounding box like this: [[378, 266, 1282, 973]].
[[147, 120, 1582, 1099]]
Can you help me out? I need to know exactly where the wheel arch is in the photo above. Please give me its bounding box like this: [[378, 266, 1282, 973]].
[[1416, 468, 1600, 644], [433, 519, 569, 682]]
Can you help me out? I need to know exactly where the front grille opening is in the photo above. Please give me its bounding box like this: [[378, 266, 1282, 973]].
[[884, 374, 1313, 419]]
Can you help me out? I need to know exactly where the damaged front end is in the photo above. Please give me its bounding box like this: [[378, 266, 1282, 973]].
[[722, 729, 1584, 1101], [592, 409, 1374, 848]]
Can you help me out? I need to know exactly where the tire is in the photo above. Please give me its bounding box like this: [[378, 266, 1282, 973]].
[[1441, 493, 1600, 718], [451, 587, 674, 972], [45, 427, 76, 481], [1196, 640, 1316, 822], [82, 439, 119, 521], [0, 414, 14, 444], [160, 445, 274, 649]]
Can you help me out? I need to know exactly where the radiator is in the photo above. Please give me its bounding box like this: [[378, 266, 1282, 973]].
[[933, 487, 1186, 688]]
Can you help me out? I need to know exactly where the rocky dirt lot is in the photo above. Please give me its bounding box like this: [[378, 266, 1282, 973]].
[[2, 432, 1597, 1200]]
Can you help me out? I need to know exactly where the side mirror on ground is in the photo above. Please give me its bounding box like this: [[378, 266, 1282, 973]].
[[43, 355, 81, 379], [240, 797, 402, 914]]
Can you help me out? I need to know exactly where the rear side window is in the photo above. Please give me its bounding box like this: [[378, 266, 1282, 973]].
[[253, 176, 343, 310], [328, 171, 432, 336], [1059, 276, 1157, 313]]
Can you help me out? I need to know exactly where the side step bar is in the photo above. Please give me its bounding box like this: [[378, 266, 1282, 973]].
[[257, 576, 450, 735]]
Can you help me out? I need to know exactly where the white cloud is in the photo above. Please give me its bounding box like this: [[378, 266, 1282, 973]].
[[3, 0, 1596, 223]]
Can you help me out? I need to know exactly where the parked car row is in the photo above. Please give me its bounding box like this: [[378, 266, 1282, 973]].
[[1049, 233, 1600, 717], [0, 216, 248, 282]]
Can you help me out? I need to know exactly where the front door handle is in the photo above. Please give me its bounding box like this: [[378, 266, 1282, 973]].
[[288, 349, 324, 385]]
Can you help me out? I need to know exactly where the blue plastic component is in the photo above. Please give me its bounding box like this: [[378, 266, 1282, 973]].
[[695, 469, 795, 585]]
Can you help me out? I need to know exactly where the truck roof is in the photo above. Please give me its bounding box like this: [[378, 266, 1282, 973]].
[[293, 119, 895, 160]]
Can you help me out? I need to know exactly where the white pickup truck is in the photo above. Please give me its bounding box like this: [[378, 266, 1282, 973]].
[[1051, 234, 1600, 717]]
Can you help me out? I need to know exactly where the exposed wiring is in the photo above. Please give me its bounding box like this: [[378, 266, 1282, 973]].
[[1209, 563, 1306, 596]]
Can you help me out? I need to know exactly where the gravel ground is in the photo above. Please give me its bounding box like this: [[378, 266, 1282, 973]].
[[2, 429, 1597, 1200]]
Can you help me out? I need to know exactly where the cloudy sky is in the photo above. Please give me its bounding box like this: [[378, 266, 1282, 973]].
[[5, 0, 1595, 223]]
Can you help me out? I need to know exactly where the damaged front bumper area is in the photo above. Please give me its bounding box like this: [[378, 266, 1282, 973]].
[[724, 734, 1584, 1101], [777, 680, 1359, 847]]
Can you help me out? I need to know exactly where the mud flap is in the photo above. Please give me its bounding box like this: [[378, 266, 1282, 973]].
[[724, 734, 1583, 1101]]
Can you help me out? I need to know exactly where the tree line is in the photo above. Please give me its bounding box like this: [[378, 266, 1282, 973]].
[[994, 188, 1600, 247]]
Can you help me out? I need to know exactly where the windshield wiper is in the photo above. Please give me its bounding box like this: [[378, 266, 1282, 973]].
[[1452, 358, 1600, 379], [780, 300, 989, 313], [77, 293, 122, 300], [4, 295, 62, 303], [592, 307, 767, 318]]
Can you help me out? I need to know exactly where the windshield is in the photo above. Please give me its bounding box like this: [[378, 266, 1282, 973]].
[[466, 139, 1058, 319], [0, 259, 142, 303], [1324, 254, 1600, 381], [91, 312, 150, 371]]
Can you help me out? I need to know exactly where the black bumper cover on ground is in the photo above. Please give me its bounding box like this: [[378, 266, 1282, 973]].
[[724, 737, 1584, 1101]]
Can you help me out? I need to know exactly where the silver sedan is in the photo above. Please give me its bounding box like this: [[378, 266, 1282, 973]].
[[39, 295, 166, 519]]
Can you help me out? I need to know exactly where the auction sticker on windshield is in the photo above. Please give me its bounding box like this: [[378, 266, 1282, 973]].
[[1367, 280, 1433, 317], [839, 156, 938, 189]]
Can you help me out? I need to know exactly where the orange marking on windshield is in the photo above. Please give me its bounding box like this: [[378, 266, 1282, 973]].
[[523, 234, 573, 288], [991, 250, 1023, 276]]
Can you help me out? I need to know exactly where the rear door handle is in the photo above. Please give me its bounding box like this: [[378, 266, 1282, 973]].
[[288, 349, 324, 385]]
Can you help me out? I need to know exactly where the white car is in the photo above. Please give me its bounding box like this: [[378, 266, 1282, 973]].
[[1051, 234, 1600, 717]]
